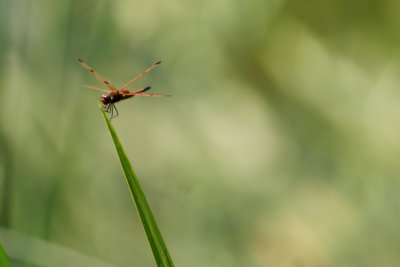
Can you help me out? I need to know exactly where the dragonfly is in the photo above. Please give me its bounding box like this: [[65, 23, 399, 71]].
[[78, 58, 169, 119]]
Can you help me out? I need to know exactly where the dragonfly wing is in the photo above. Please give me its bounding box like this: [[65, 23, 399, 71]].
[[124, 86, 169, 97], [83, 84, 113, 92], [133, 93, 170, 97], [78, 59, 117, 91], [118, 61, 161, 92], [131, 86, 151, 94]]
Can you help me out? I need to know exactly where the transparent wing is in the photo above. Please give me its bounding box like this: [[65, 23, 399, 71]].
[[82, 84, 113, 93], [78, 58, 117, 91], [118, 61, 161, 92], [132, 93, 170, 97], [124, 86, 169, 97]]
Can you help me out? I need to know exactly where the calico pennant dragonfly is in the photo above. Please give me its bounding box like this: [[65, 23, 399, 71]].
[[78, 58, 169, 119]]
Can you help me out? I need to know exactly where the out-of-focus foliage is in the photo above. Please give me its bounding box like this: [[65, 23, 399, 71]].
[[0, 239, 11, 267], [1, 0, 400, 266]]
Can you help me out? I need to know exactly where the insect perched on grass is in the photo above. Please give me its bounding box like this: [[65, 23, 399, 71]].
[[78, 58, 169, 119]]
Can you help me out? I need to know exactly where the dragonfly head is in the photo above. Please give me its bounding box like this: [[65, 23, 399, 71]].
[[100, 94, 111, 104]]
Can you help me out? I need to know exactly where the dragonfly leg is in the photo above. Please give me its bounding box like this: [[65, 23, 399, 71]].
[[114, 105, 119, 117], [101, 104, 118, 120], [104, 104, 113, 114], [110, 104, 114, 119], [110, 105, 119, 120]]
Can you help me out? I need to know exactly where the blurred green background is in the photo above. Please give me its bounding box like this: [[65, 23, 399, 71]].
[[1, 0, 400, 266]]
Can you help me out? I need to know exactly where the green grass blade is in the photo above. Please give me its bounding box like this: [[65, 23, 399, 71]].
[[99, 104, 174, 267], [0, 239, 12, 267]]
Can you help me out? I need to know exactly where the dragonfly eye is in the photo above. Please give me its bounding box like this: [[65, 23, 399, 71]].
[[100, 95, 109, 104]]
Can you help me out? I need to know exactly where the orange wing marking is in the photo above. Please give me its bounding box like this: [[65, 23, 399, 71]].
[[118, 61, 161, 92], [77, 58, 117, 91]]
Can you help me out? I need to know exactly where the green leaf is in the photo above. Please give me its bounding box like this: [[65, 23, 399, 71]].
[[99, 104, 174, 267], [0, 239, 12, 267]]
